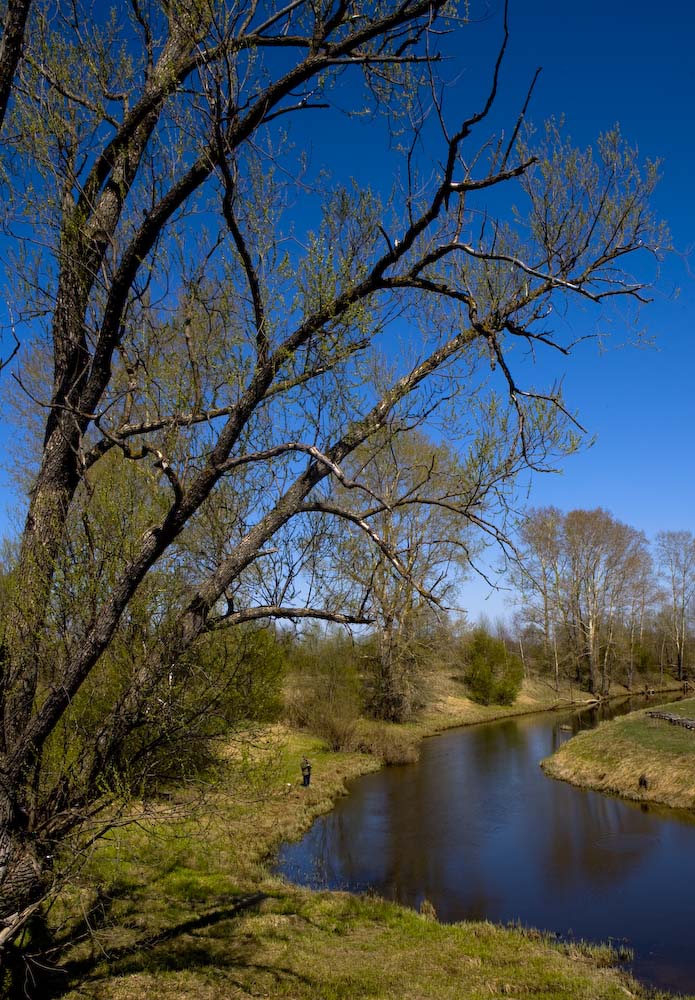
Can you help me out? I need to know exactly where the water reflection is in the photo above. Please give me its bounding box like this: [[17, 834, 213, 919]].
[[277, 695, 695, 994]]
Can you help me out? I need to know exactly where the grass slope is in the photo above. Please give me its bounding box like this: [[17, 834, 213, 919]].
[[542, 697, 695, 810]]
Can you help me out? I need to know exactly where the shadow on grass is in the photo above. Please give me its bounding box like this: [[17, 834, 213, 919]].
[[14, 891, 269, 999]]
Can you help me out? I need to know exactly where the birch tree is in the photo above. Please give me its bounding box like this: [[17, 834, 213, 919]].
[[515, 508, 652, 693], [655, 530, 695, 680]]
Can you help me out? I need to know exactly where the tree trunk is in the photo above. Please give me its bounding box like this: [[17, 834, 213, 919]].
[[0, 789, 50, 951], [0, 0, 32, 133]]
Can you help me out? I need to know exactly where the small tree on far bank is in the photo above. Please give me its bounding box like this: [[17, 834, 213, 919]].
[[318, 429, 482, 723], [463, 627, 524, 705]]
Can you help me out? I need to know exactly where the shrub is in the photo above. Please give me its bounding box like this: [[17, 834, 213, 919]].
[[463, 628, 524, 706], [284, 640, 361, 752], [354, 723, 419, 765], [45, 623, 288, 796]]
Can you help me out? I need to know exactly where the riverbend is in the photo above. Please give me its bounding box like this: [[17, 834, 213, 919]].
[[277, 695, 695, 996]]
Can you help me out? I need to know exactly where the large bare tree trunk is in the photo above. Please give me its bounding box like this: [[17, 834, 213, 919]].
[[0, 792, 49, 948]]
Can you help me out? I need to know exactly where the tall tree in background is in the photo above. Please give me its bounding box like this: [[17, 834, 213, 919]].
[[620, 542, 655, 689], [318, 428, 485, 721], [514, 508, 651, 693], [513, 506, 564, 682], [0, 0, 664, 952], [655, 530, 695, 680]]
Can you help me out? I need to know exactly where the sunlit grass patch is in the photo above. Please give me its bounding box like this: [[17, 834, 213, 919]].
[[57, 878, 672, 1000], [542, 698, 695, 809]]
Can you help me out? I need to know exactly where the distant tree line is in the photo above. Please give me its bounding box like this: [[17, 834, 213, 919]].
[[510, 508, 695, 694]]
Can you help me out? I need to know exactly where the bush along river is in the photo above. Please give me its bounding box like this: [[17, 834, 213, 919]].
[[276, 694, 695, 995]]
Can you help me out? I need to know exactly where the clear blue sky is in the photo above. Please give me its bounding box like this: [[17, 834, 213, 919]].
[[1, 1, 693, 622], [414, 1, 695, 620], [459, 2, 695, 618]]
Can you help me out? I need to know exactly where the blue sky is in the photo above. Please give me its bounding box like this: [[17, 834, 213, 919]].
[[1, 1, 693, 621], [440, 2, 695, 618]]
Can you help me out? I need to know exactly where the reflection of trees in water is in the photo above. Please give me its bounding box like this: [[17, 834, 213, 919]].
[[277, 811, 364, 892], [541, 696, 681, 893], [336, 721, 542, 916], [331, 767, 444, 906], [307, 818, 342, 889], [540, 788, 658, 893], [461, 718, 533, 785]]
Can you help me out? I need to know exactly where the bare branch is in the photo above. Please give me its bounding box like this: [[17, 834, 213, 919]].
[[299, 500, 443, 608], [207, 606, 373, 629]]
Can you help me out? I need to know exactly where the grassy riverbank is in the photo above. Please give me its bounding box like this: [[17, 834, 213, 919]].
[[46, 676, 688, 1000], [542, 697, 695, 811]]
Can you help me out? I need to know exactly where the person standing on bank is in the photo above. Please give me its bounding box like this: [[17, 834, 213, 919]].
[[301, 757, 312, 787]]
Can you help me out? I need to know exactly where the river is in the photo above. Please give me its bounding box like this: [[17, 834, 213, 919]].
[[276, 696, 695, 995]]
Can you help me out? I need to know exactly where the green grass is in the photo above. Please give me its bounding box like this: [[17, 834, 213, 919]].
[[56, 888, 665, 1000]]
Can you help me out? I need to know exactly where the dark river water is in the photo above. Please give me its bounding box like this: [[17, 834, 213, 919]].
[[276, 696, 695, 995]]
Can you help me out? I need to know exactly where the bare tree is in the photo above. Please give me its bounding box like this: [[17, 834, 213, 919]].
[[0, 0, 664, 954], [315, 428, 482, 720], [655, 530, 695, 681], [512, 506, 564, 683], [514, 508, 652, 694], [618, 543, 655, 689]]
